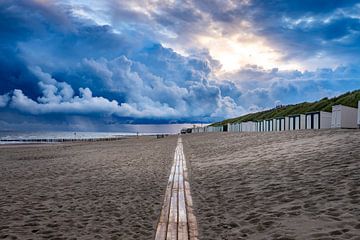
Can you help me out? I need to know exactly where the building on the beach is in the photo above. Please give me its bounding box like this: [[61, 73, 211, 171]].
[[264, 119, 274, 131], [275, 117, 286, 131], [256, 120, 263, 132], [331, 105, 358, 129], [256, 121, 264, 132], [227, 123, 232, 132], [227, 123, 241, 132], [207, 126, 223, 132], [358, 101, 360, 127], [288, 114, 306, 130], [241, 121, 257, 132], [305, 111, 332, 129]]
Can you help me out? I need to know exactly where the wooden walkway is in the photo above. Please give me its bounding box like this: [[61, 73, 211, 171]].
[[155, 137, 198, 240]]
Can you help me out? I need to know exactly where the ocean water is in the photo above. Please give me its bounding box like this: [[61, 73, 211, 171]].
[[0, 124, 200, 143]]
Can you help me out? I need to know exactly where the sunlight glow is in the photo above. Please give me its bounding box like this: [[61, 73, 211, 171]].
[[197, 34, 302, 73]]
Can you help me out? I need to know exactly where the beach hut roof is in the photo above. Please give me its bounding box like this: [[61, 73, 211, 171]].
[[288, 113, 305, 117], [305, 110, 331, 114]]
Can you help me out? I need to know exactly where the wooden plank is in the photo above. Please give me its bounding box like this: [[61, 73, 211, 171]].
[[179, 138, 199, 240], [178, 222, 189, 240], [167, 163, 179, 240], [156, 137, 198, 240], [178, 187, 187, 222], [187, 210, 199, 240], [166, 222, 178, 240], [155, 222, 168, 240], [155, 150, 177, 240]]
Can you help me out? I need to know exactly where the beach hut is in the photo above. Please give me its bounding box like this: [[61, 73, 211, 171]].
[[255, 121, 261, 132], [331, 105, 358, 129], [264, 119, 274, 131], [358, 101, 360, 127], [228, 123, 239, 132], [232, 123, 241, 132], [256, 120, 264, 132], [288, 114, 306, 130], [275, 117, 286, 131], [260, 120, 265, 131], [240, 122, 245, 132], [208, 126, 222, 132], [236, 123, 241, 132], [305, 111, 332, 129], [227, 123, 232, 132], [285, 116, 289, 131], [241, 121, 256, 132]]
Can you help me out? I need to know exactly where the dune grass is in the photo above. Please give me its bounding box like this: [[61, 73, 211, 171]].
[[212, 89, 360, 127]]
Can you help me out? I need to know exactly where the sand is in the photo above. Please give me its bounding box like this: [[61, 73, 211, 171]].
[[1, 130, 360, 240], [0, 136, 177, 240], [182, 129, 360, 240]]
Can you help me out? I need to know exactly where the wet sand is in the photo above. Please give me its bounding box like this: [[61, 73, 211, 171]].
[[183, 129, 360, 240], [0, 136, 177, 239]]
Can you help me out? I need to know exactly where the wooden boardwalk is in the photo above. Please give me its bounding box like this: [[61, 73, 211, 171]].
[[155, 137, 198, 240]]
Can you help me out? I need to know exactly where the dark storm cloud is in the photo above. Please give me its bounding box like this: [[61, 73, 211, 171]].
[[1, 0, 360, 130], [0, 0, 246, 126]]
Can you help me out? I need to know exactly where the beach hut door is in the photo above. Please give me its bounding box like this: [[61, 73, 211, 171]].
[[314, 114, 319, 129], [295, 116, 300, 129], [332, 110, 341, 128], [289, 117, 294, 130], [306, 115, 311, 129]]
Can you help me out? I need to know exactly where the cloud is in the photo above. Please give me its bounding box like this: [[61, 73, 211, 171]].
[[0, 93, 10, 107], [223, 64, 360, 109], [0, 0, 360, 130]]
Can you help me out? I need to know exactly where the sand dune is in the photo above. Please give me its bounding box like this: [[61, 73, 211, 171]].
[[0, 136, 177, 239], [183, 129, 360, 240]]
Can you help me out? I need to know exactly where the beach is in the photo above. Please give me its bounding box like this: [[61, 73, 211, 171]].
[[0, 136, 177, 239], [182, 129, 360, 240], [1, 130, 360, 240]]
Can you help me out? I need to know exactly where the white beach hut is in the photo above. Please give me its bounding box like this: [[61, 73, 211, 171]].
[[237, 123, 241, 132], [236, 123, 241, 132], [358, 101, 360, 127], [264, 120, 268, 132], [275, 117, 286, 131], [228, 123, 240, 132], [288, 114, 306, 130], [227, 123, 233, 132], [241, 121, 256, 132], [285, 116, 289, 131], [207, 126, 220, 132], [358, 101, 360, 128], [305, 111, 332, 129], [255, 121, 262, 132], [331, 105, 358, 129], [264, 119, 274, 131], [242, 122, 249, 132], [258, 120, 265, 132]]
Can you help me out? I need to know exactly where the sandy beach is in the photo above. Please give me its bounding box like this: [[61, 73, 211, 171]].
[[183, 129, 360, 240], [0, 136, 177, 239], [1, 130, 360, 240]]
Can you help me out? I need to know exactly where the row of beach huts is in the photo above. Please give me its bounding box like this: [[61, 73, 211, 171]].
[[183, 103, 360, 134]]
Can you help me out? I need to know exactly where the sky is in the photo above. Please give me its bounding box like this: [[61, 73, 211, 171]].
[[1, 0, 360, 131]]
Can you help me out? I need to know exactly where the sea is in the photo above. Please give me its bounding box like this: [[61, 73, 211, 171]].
[[0, 124, 202, 144]]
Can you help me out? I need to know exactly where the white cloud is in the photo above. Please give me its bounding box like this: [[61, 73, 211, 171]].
[[0, 93, 10, 107]]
